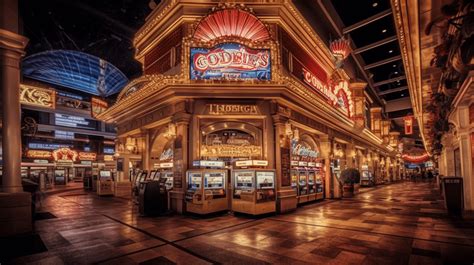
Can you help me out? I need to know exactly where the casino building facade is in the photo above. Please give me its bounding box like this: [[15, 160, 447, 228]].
[[98, 0, 403, 213]]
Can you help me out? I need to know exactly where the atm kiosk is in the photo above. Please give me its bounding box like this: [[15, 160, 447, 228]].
[[232, 162, 276, 215], [185, 160, 228, 214], [97, 170, 114, 196], [138, 177, 168, 216], [360, 165, 373, 186]]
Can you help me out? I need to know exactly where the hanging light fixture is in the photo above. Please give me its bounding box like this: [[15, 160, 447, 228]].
[[330, 36, 351, 68], [125, 137, 137, 153]]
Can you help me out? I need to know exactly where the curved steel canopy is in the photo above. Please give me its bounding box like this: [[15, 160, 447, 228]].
[[21, 50, 128, 97]]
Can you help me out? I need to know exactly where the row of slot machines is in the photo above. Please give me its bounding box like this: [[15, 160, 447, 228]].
[[185, 169, 276, 215], [291, 168, 325, 203]]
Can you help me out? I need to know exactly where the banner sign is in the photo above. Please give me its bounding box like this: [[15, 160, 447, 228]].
[[402, 153, 429, 163], [190, 43, 271, 81], [404, 116, 413, 135], [302, 68, 353, 117]]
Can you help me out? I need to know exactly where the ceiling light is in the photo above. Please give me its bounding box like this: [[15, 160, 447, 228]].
[[372, 2, 378, 7], [401, 94, 404, 96], [382, 29, 387, 33], [393, 64, 397, 67], [394, 71, 398, 74], [388, 50, 393, 53]]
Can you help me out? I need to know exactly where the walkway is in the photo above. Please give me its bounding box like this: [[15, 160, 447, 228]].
[[6, 182, 474, 264]]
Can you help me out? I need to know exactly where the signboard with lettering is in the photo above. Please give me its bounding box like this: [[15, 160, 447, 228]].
[[55, 113, 95, 130], [190, 43, 271, 80], [302, 68, 353, 117], [208, 104, 258, 115], [27, 150, 52, 159]]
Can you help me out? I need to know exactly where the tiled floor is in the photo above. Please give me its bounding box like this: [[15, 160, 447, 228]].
[[6, 181, 474, 264]]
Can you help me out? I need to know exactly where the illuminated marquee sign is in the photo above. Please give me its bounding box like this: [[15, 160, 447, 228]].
[[201, 144, 261, 158], [55, 130, 75, 140], [190, 43, 271, 80], [78, 152, 97, 161], [208, 104, 258, 115], [27, 150, 52, 159], [52, 148, 78, 162], [91, 97, 108, 118], [302, 68, 353, 117], [19, 84, 56, 109]]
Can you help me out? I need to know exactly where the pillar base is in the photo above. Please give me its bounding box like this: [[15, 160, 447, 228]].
[[169, 190, 185, 214], [0, 192, 32, 237], [276, 188, 297, 213]]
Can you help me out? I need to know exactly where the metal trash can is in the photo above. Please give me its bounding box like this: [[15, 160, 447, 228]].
[[442, 177, 463, 215]]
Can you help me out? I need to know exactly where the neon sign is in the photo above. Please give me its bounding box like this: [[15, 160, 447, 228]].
[[302, 68, 353, 117], [27, 150, 52, 159], [78, 152, 97, 161], [190, 43, 271, 80], [52, 148, 78, 162]]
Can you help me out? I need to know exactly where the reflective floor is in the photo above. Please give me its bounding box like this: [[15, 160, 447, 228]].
[[8, 182, 474, 264]]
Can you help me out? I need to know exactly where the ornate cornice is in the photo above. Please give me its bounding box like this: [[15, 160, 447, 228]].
[[0, 28, 28, 56]]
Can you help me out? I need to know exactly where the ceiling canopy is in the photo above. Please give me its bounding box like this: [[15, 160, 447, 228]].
[[193, 7, 271, 42], [21, 50, 128, 97]]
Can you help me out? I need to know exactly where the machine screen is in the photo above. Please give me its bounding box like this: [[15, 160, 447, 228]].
[[308, 172, 315, 183], [99, 171, 112, 180], [234, 171, 254, 189], [256, 171, 274, 189], [204, 172, 224, 189], [188, 172, 201, 189]]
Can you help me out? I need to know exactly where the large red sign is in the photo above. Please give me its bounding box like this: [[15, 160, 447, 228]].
[[302, 68, 353, 117]]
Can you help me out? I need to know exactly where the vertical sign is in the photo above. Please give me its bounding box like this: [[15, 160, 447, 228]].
[[404, 116, 413, 135]]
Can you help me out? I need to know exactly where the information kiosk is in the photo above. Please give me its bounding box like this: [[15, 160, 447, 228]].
[[232, 162, 276, 215], [185, 160, 228, 214], [97, 170, 114, 196], [360, 165, 373, 186]]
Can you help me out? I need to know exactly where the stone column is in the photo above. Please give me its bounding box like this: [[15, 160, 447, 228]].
[[350, 81, 367, 129], [0, 0, 31, 236], [170, 112, 191, 213], [346, 143, 355, 168], [370, 107, 382, 139], [319, 135, 331, 198], [272, 114, 297, 213]]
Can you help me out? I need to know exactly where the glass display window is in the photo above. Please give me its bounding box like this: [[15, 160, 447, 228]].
[[256, 171, 274, 189], [188, 172, 202, 190], [308, 172, 315, 184]]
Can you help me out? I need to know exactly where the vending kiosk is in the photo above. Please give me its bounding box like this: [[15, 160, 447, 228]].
[[232, 169, 276, 215], [307, 169, 317, 201], [315, 163, 325, 200], [97, 170, 114, 196], [360, 165, 373, 186], [185, 161, 228, 214]]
